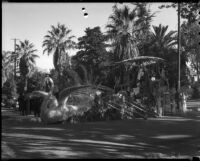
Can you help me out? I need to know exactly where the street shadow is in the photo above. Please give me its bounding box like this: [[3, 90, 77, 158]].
[[2, 114, 200, 159]]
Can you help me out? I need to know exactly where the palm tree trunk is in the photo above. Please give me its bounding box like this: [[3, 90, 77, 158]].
[[197, 62, 199, 82], [58, 72, 62, 91], [24, 76, 30, 115], [24, 77, 28, 92]]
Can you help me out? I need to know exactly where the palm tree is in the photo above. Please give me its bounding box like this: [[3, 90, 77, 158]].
[[147, 24, 177, 58], [106, 4, 155, 89], [16, 40, 39, 93], [42, 23, 76, 73], [139, 24, 178, 88], [106, 4, 154, 61], [107, 5, 138, 60]]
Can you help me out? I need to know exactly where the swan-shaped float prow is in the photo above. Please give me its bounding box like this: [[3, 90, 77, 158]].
[[26, 85, 114, 124]]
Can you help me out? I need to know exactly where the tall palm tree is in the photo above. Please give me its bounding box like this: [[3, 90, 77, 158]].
[[16, 40, 39, 92], [42, 23, 76, 73], [140, 24, 178, 87], [106, 5, 139, 61], [148, 24, 177, 58], [106, 4, 154, 61], [106, 4, 155, 89]]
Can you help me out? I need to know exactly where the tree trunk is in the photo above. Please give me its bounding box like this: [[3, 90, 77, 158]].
[[24, 76, 30, 115], [24, 77, 28, 92], [197, 62, 199, 82], [58, 72, 62, 92]]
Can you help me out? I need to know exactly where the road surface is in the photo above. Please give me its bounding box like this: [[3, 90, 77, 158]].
[[2, 107, 200, 159]]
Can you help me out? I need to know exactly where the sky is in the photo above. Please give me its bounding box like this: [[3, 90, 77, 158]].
[[2, 2, 178, 71]]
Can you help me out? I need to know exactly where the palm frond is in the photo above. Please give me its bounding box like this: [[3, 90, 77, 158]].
[[114, 56, 165, 66]]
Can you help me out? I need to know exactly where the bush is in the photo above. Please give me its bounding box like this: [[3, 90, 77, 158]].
[[68, 94, 136, 123], [2, 77, 18, 108], [191, 82, 200, 99]]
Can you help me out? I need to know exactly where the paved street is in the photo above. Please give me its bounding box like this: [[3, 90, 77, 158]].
[[2, 107, 200, 159]]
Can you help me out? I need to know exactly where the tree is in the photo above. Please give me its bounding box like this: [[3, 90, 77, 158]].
[[16, 40, 39, 93], [131, 3, 156, 45], [42, 23, 76, 73], [140, 24, 177, 58], [106, 4, 155, 89], [159, 2, 200, 24], [107, 4, 155, 60], [107, 5, 138, 61], [159, 3, 200, 85], [181, 20, 200, 82], [138, 24, 190, 89], [2, 51, 14, 87], [158, 3, 198, 110], [42, 23, 76, 91], [2, 75, 18, 107], [27, 69, 47, 92], [72, 26, 109, 85]]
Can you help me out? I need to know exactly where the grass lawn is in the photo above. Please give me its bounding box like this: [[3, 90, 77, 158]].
[[2, 108, 200, 159]]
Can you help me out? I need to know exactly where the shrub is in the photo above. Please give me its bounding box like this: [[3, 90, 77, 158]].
[[191, 82, 200, 99], [2, 77, 18, 108]]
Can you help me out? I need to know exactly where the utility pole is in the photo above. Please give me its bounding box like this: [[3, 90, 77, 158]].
[[11, 38, 19, 81], [177, 3, 181, 111]]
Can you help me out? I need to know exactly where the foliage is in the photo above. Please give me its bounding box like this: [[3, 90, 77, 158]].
[[27, 69, 47, 93], [42, 23, 76, 73], [132, 3, 156, 45], [139, 24, 177, 58], [105, 4, 155, 90], [191, 82, 200, 99], [68, 93, 142, 123], [7, 3, 198, 120], [62, 86, 116, 123], [16, 40, 39, 93], [2, 51, 14, 87], [159, 2, 200, 24], [181, 20, 200, 82], [138, 24, 190, 88], [107, 5, 137, 60], [49, 69, 59, 93], [158, 3, 199, 85], [158, 2, 200, 84], [72, 26, 109, 85], [42, 23, 76, 91], [2, 76, 18, 107], [107, 4, 155, 60]]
